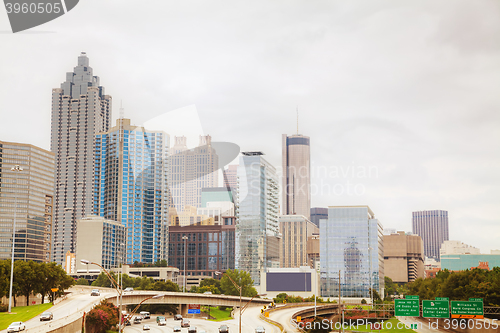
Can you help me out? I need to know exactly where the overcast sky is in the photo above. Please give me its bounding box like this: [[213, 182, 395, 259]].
[[1, 0, 499, 252]]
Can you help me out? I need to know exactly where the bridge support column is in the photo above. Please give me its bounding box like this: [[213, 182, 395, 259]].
[[180, 303, 188, 317]]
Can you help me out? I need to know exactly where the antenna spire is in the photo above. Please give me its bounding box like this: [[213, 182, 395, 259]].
[[296, 106, 299, 135], [119, 100, 124, 119]]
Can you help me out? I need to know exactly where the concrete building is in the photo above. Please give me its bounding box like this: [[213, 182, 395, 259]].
[[320, 206, 384, 298], [258, 266, 319, 299], [94, 118, 169, 264], [383, 231, 424, 283], [279, 215, 318, 268], [170, 136, 218, 211], [282, 134, 310, 219], [168, 223, 236, 289], [75, 215, 126, 272], [441, 252, 500, 271], [51, 52, 112, 265], [306, 233, 320, 270], [0, 141, 55, 262], [412, 210, 449, 261], [223, 165, 238, 189], [170, 206, 214, 226], [237, 152, 280, 285], [310, 207, 328, 228], [112, 265, 179, 284], [201, 187, 234, 208], [440, 240, 480, 257]]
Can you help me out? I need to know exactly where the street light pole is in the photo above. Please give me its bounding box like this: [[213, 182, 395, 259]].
[[8, 165, 23, 313], [182, 235, 188, 292]]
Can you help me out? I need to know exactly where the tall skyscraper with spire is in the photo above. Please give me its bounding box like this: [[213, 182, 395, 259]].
[[282, 132, 311, 219], [51, 52, 112, 265]]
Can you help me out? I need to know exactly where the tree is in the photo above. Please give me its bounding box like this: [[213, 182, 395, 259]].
[[76, 278, 89, 286], [92, 272, 118, 288], [200, 278, 221, 291], [0, 260, 11, 299], [220, 269, 257, 297], [86, 300, 119, 333], [14, 261, 41, 306], [146, 280, 179, 292], [36, 262, 74, 304], [154, 259, 168, 267]]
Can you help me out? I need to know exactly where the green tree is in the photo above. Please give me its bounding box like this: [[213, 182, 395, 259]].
[[220, 269, 257, 297], [36, 262, 74, 304], [200, 278, 221, 291], [92, 271, 118, 288], [154, 259, 168, 267], [14, 261, 41, 306], [0, 260, 11, 299], [86, 300, 119, 333], [76, 277, 89, 286], [146, 280, 179, 292]]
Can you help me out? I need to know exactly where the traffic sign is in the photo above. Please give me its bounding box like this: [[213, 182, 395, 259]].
[[436, 297, 449, 301], [469, 298, 483, 302], [188, 304, 200, 314], [406, 295, 419, 300], [395, 296, 419, 317], [51, 288, 58, 292], [422, 300, 449, 318], [451, 301, 484, 319]]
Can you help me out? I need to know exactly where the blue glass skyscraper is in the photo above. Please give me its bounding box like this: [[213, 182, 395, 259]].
[[320, 206, 384, 298], [94, 118, 169, 264]]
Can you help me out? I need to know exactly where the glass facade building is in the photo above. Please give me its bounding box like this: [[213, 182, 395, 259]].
[[0, 141, 55, 262], [237, 152, 280, 285], [320, 206, 384, 298], [94, 119, 169, 264]]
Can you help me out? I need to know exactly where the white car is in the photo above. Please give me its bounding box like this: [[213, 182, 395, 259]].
[[158, 320, 167, 326], [91, 289, 100, 296], [7, 322, 26, 332], [143, 324, 151, 330]]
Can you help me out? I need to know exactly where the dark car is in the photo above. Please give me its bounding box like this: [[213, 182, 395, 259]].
[[219, 325, 229, 333]]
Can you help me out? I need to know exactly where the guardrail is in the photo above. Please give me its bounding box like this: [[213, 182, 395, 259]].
[[259, 313, 285, 332]]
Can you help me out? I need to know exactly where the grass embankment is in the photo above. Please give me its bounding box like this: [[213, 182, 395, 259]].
[[204, 306, 232, 321], [346, 318, 415, 333], [0, 303, 53, 330]]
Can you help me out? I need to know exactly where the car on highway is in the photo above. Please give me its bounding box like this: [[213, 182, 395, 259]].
[[173, 326, 182, 332], [91, 289, 100, 296], [40, 311, 53, 321], [188, 326, 197, 333], [203, 291, 212, 294], [181, 319, 190, 327], [219, 324, 229, 333], [174, 314, 182, 320], [158, 320, 167, 326], [133, 316, 143, 324], [7, 322, 26, 332], [124, 287, 134, 292], [140, 311, 150, 319], [143, 324, 151, 330], [255, 326, 265, 333], [199, 330, 207, 333], [156, 315, 165, 323]]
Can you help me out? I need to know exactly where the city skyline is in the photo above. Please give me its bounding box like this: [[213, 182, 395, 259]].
[[1, 0, 499, 253]]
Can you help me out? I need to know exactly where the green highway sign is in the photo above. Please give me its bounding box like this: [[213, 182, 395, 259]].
[[451, 301, 484, 319], [405, 295, 419, 300], [395, 298, 420, 317], [469, 298, 483, 302], [422, 300, 450, 318], [436, 297, 449, 301]]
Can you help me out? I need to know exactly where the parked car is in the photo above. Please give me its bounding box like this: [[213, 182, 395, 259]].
[[143, 324, 151, 330], [219, 325, 229, 333], [181, 319, 190, 327], [140, 311, 150, 319], [7, 322, 26, 332], [174, 314, 183, 320], [158, 320, 167, 326], [40, 311, 53, 321], [173, 326, 182, 332], [188, 327, 197, 333], [255, 326, 265, 333], [156, 315, 166, 323], [91, 289, 100, 296]]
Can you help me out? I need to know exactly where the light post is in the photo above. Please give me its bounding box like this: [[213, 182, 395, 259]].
[[215, 270, 266, 333], [369, 246, 373, 307], [118, 243, 125, 333], [8, 165, 23, 313], [182, 235, 188, 292], [81, 259, 123, 331]]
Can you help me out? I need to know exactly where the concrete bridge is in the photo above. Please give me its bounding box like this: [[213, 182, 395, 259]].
[[105, 290, 273, 316]]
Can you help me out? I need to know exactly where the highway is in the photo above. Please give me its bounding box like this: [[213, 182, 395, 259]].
[[0, 287, 117, 333]]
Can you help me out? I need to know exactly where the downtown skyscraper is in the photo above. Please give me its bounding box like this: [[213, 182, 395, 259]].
[[51, 52, 112, 265], [412, 210, 449, 261], [94, 118, 169, 264], [237, 152, 280, 285], [282, 134, 311, 219], [170, 135, 218, 211]]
